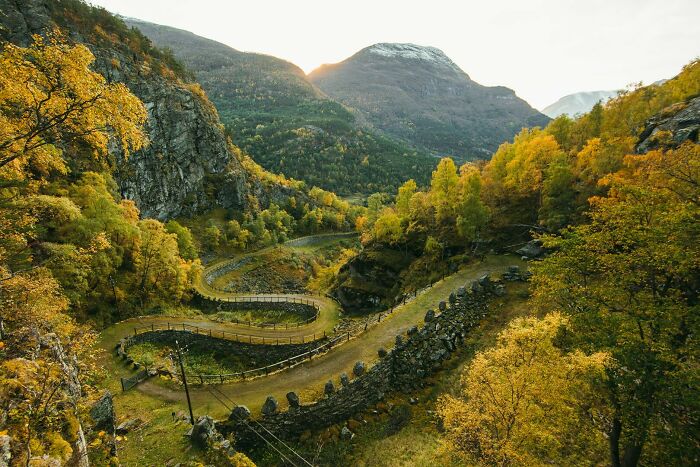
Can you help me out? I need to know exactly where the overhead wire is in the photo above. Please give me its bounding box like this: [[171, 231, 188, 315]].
[[204, 386, 299, 466], [209, 386, 313, 467]]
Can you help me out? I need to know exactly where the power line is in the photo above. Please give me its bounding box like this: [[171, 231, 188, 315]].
[[209, 386, 313, 467], [205, 386, 299, 467]]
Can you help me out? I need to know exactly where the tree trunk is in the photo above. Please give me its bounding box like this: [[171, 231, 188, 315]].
[[622, 442, 644, 467], [609, 417, 622, 467]]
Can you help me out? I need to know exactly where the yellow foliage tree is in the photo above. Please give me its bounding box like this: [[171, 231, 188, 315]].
[[438, 313, 610, 466], [0, 33, 147, 179]]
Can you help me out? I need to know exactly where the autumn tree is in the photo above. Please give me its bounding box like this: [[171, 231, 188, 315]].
[[455, 163, 487, 242], [395, 179, 417, 219], [430, 158, 459, 225], [372, 208, 403, 245], [531, 143, 700, 466], [438, 313, 609, 465], [166, 220, 197, 260], [0, 33, 146, 179]]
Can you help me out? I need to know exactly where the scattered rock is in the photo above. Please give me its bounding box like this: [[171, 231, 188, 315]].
[[261, 396, 278, 416], [116, 418, 142, 435], [353, 361, 366, 377], [286, 392, 300, 409]]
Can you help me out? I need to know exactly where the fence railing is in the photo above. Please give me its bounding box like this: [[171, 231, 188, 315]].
[[119, 328, 351, 388], [131, 322, 329, 345], [177, 332, 350, 385]]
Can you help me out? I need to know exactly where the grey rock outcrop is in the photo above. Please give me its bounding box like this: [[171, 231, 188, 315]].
[[0, 435, 10, 467], [0, 0, 295, 220], [636, 96, 700, 153], [190, 416, 217, 448]]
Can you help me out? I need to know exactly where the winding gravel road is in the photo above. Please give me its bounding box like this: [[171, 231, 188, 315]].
[[100, 241, 521, 419]]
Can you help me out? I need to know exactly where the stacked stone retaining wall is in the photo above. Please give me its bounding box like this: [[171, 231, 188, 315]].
[[220, 270, 525, 446]]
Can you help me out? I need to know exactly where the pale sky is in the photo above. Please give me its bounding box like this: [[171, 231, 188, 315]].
[[90, 0, 700, 109]]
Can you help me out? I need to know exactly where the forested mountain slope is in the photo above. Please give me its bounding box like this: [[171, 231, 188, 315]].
[[126, 19, 439, 195], [309, 43, 550, 161]]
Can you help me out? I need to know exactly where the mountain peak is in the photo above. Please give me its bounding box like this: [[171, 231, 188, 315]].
[[362, 43, 464, 73]]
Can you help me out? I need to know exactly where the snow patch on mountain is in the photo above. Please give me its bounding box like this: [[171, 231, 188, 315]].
[[365, 43, 463, 72]]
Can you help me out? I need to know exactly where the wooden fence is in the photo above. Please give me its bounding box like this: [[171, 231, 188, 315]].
[[131, 322, 329, 345]]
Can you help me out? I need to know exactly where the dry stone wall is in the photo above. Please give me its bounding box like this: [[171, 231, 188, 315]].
[[220, 268, 527, 446]]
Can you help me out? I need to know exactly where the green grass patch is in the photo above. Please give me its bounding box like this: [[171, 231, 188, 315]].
[[127, 341, 249, 375]]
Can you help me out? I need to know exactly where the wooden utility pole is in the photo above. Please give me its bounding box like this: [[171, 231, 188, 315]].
[[174, 340, 195, 425]]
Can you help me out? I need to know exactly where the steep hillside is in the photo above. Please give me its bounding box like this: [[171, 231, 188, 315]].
[[0, 0, 303, 220], [542, 90, 619, 117], [309, 43, 550, 160], [126, 19, 439, 195]]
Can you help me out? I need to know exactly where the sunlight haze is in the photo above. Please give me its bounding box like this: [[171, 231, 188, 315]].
[[89, 0, 699, 108]]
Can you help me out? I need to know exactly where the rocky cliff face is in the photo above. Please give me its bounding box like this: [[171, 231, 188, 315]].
[[309, 43, 550, 160], [636, 96, 700, 153], [0, 0, 267, 219]]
